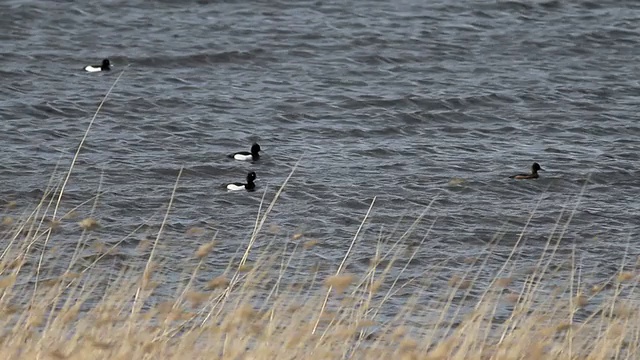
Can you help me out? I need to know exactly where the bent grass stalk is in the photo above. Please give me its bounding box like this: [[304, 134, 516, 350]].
[[313, 196, 376, 338]]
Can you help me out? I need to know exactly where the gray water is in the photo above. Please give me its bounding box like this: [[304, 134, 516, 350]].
[[1, 0, 640, 302]]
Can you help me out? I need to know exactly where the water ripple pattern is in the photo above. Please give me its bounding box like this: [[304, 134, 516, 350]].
[[1, 0, 640, 288]]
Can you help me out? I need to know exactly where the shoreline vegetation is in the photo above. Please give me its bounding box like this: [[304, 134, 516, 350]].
[[1, 70, 638, 360]]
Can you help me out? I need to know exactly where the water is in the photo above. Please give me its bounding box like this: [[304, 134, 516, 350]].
[[1, 0, 640, 301]]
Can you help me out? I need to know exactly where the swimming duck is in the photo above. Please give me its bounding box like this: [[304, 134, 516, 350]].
[[226, 171, 257, 191], [84, 58, 111, 72], [509, 162, 543, 180], [229, 143, 261, 161]]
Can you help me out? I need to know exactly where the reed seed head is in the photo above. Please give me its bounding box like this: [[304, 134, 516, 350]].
[[63, 272, 82, 280], [303, 239, 318, 249], [0, 274, 17, 289], [48, 218, 61, 230], [591, 283, 607, 294], [185, 227, 205, 236], [79, 218, 99, 230], [49, 349, 69, 360], [426, 338, 453, 359], [195, 241, 216, 259], [324, 274, 356, 293], [268, 224, 280, 234], [554, 322, 573, 333], [504, 292, 521, 304], [448, 274, 472, 289], [5, 257, 24, 270], [494, 277, 513, 288], [206, 276, 230, 290], [62, 210, 77, 219], [1, 217, 14, 226], [238, 263, 253, 272], [185, 291, 210, 307], [136, 239, 151, 253], [89, 337, 113, 350], [370, 279, 384, 293], [61, 304, 81, 324], [399, 338, 418, 352], [574, 294, 589, 307], [616, 271, 635, 283], [447, 178, 465, 186], [463, 257, 478, 264]]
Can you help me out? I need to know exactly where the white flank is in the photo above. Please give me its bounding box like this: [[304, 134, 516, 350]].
[[226, 183, 245, 191], [233, 153, 252, 161], [84, 65, 102, 72]]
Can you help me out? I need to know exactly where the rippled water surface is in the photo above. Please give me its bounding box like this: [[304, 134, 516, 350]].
[[2, 0, 640, 299]]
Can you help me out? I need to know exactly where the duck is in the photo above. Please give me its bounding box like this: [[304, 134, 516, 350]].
[[226, 171, 257, 191], [84, 59, 111, 72], [229, 143, 261, 161], [509, 162, 543, 180]]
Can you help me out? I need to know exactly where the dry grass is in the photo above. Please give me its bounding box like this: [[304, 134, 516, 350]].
[[2, 67, 639, 360], [2, 183, 639, 360]]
